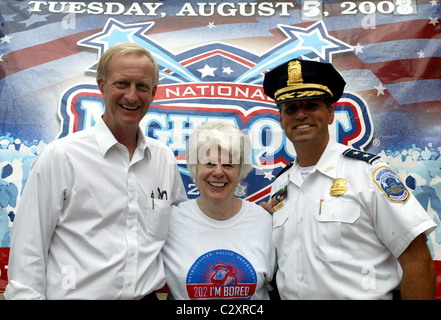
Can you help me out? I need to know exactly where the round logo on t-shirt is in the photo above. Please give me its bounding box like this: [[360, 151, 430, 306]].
[[186, 249, 257, 300]]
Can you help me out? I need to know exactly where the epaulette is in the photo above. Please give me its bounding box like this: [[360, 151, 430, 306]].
[[343, 148, 381, 164], [275, 161, 294, 179]]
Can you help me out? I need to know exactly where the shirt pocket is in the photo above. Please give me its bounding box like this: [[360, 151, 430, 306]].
[[146, 198, 171, 240], [313, 199, 360, 262], [273, 207, 289, 228], [272, 206, 289, 252]]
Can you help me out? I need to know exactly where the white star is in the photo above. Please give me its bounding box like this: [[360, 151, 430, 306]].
[[417, 50, 425, 58], [428, 17, 439, 26], [223, 67, 233, 75], [429, 0, 438, 6], [207, 22, 216, 29], [353, 42, 364, 54], [197, 64, 217, 78], [1, 34, 12, 44], [0, 55, 3, 62], [374, 83, 386, 96], [263, 171, 275, 181]]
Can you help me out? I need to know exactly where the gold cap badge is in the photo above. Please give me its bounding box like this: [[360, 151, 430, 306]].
[[330, 178, 347, 196], [287, 60, 303, 86]]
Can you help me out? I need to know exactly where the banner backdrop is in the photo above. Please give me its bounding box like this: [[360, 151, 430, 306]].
[[0, 0, 440, 293]]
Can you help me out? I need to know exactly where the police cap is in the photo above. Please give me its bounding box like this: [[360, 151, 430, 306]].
[[263, 59, 346, 105]]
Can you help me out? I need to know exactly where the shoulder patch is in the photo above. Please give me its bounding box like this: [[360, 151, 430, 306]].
[[343, 148, 381, 164], [373, 166, 410, 203]]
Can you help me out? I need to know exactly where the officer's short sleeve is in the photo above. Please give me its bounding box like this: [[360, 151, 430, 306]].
[[370, 164, 436, 258]]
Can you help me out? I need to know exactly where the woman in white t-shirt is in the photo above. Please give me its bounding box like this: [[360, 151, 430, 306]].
[[161, 121, 276, 300]]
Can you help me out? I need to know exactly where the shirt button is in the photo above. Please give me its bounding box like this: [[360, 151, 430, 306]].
[[299, 276, 304, 282], [127, 282, 132, 287]]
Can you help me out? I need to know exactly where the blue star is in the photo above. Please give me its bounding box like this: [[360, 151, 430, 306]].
[[287, 28, 339, 60], [97, 25, 141, 49], [79, 18, 155, 69], [277, 22, 352, 63], [0, 14, 17, 24], [234, 21, 352, 84], [20, 14, 50, 27], [78, 18, 199, 83]]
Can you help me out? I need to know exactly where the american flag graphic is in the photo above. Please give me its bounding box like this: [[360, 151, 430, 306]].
[[0, 0, 440, 292]]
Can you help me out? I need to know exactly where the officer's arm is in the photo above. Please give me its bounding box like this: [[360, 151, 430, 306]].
[[259, 201, 274, 214], [397, 234, 436, 300]]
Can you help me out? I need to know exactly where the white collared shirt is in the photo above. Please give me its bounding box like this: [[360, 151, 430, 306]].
[[271, 139, 436, 299], [5, 117, 187, 300]]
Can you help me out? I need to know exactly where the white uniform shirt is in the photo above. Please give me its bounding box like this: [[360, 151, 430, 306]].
[[5, 117, 187, 300], [162, 199, 276, 300], [271, 139, 436, 300]]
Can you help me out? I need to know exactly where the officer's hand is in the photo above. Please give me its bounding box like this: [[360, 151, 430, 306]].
[[259, 201, 274, 215]]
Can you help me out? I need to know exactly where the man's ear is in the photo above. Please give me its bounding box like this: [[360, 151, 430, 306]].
[[327, 105, 335, 125], [278, 104, 284, 129], [97, 78, 105, 94], [151, 85, 158, 99]]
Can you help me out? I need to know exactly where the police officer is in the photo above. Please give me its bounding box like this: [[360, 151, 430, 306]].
[[263, 59, 437, 299]]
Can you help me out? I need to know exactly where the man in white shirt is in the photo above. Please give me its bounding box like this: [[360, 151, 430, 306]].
[[5, 43, 187, 299], [263, 59, 437, 299]]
